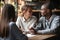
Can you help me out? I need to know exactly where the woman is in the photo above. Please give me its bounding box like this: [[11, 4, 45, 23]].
[[0, 4, 28, 40]]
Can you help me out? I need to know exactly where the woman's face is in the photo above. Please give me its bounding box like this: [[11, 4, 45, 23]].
[[23, 8, 32, 18]]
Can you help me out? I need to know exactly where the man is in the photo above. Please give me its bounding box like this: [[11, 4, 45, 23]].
[[16, 5, 37, 34], [30, 3, 60, 34]]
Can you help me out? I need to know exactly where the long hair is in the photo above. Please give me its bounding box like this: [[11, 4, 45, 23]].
[[0, 4, 15, 37]]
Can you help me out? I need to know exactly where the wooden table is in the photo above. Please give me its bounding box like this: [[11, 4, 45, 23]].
[[28, 34, 55, 40]]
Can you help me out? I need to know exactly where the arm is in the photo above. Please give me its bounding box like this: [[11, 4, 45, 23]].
[[29, 17, 43, 34], [29, 17, 37, 29], [37, 16, 60, 34], [34, 17, 44, 31], [16, 17, 25, 31], [16, 17, 21, 28]]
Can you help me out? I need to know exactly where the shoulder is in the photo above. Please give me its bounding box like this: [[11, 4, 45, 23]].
[[53, 15, 60, 20], [16, 16, 23, 21], [39, 16, 45, 21], [9, 22, 16, 27], [31, 16, 37, 20], [55, 15, 60, 19], [17, 16, 23, 19]]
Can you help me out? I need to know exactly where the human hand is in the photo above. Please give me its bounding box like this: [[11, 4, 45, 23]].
[[29, 28, 36, 34]]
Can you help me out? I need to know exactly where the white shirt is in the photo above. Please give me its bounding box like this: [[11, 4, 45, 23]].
[[16, 16, 37, 32]]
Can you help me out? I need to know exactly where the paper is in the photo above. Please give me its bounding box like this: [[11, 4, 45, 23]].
[[26, 34, 36, 37]]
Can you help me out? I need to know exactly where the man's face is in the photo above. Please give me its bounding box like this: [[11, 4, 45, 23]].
[[24, 8, 32, 18], [40, 5, 50, 16]]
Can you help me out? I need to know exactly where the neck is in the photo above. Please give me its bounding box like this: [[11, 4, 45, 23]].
[[24, 15, 30, 20]]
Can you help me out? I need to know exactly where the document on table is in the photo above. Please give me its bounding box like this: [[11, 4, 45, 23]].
[[26, 34, 36, 37]]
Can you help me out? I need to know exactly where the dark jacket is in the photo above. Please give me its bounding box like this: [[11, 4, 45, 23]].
[[9, 22, 28, 40]]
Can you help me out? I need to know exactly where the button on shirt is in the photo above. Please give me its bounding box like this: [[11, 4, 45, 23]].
[[16, 16, 37, 32]]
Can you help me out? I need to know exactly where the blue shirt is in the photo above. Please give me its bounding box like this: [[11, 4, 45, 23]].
[[35, 15, 60, 34]]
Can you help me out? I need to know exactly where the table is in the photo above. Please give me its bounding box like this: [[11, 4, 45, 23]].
[[28, 34, 55, 40]]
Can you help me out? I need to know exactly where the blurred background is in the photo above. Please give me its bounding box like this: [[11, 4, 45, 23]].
[[0, 0, 60, 20]]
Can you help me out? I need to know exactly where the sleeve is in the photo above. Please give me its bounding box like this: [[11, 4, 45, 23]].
[[34, 17, 43, 32], [10, 22, 28, 40], [16, 17, 21, 28], [29, 17, 37, 28], [37, 16, 60, 34]]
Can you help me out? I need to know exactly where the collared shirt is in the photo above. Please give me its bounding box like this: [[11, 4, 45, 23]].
[[35, 15, 60, 34], [16, 16, 37, 32]]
